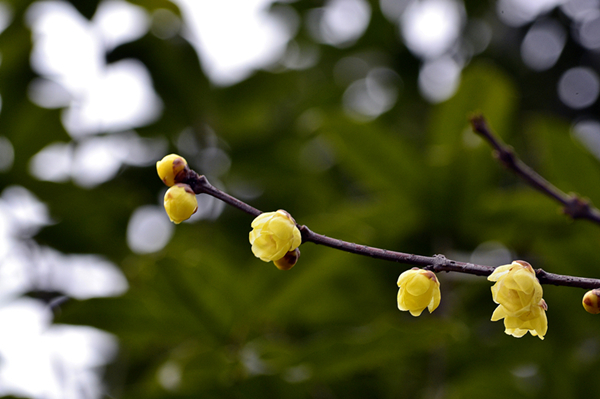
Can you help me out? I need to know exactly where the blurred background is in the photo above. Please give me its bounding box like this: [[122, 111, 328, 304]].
[[0, 0, 599, 397]]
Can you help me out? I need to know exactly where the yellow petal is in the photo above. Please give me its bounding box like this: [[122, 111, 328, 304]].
[[270, 245, 290, 263], [397, 295, 409, 311], [251, 235, 276, 261], [505, 268, 535, 294], [506, 327, 528, 338], [409, 308, 425, 317], [491, 305, 507, 321], [249, 229, 260, 245], [290, 226, 302, 250], [268, 217, 292, 238], [531, 312, 548, 339], [405, 273, 431, 296], [428, 285, 441, 313], [251, 212, 275, 228], [488, 264, 512, 282]]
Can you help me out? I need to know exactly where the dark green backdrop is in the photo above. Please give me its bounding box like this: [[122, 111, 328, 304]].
[[1, 0, 599, 398]]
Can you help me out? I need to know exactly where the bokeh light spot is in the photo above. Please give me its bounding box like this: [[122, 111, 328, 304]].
[[470, 241, 513, 268], [27, 77, 72, 109], [0, 135, 14, 172], [577, 14, 600, 50], [497, 0, 564, 27], [0, 298, 119, 399], [71, 136, 126, 188], [1, 185, 50, 236], [343, 68, 400, 120], [308, 0, 371, 47], [151, 8, 181, 39], [29, 133, 166, 186], [27, 1, 161, 138], [61, 59, 163, 137], [520, 19, 566, 71], [127, 205, 174, 254], [400, 0, 464, 59], [29, 142, 72, 183], [557, 67, 600, 109], [93, 0, 149, 51], [379, 0, 410, 22], [418, 56, 462, 103], [175, 0, 291, 86], [0, 1, 13, 35], [561, 0, 599, 22], [572, 119, 600, 160], [157, 361, 182, 391], [36, 247, 129, 299]]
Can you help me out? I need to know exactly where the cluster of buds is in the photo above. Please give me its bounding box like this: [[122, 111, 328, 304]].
[[157, 154, 303, 269], [156, 154, 198, 224]]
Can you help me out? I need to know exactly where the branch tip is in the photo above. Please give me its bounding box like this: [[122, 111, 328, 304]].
[[473, 114, 600, 226]]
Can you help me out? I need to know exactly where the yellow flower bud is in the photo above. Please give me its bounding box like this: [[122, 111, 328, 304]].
[[397, 268, 441, 317], [249, 210, 302, 262], [488, 260, 548, 340], [274, 248, 301, 270], [157, 154, 187, 186], [582, 289, 600, 314], [164, 183, 198, 224]]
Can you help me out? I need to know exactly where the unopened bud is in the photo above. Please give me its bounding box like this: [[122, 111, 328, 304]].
[[583, 289, 600, 314], [157, 154, 187, 186], [274, 248, 301, 271], [164, 183, 198, 224]]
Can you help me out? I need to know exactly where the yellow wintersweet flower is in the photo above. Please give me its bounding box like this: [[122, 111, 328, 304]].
[[164, 183, 198, 224], [582, 289, 600, 314], [488, 260, 548, 340], [249, 210, 302, 263], [157, 154, 187, 186], [397, 268, 441, 317]]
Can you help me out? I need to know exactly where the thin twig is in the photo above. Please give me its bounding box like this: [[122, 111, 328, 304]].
[[470, 114, 600, 225], [184, 170, 261, 217], [179, 168, 600, 290]]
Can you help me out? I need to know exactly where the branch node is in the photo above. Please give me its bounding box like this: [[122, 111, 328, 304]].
[[299, 225, 311, 242], [563, 195, 591, 219], [432, 254, 447, 272], [494, 147, 516, 167]]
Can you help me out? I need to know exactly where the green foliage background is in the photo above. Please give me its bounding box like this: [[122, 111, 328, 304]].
[[1, 0, 600, 398]]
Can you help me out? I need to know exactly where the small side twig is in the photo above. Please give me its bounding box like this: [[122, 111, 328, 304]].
[[470, 114, 600, 225]]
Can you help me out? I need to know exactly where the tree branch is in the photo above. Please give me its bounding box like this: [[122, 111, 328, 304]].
[[470, 114, 600, 225], [179, 168, 600, 290]]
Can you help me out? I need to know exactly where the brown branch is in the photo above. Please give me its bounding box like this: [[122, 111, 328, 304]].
[[177, 169, 600, 290], [470, 114, 600, 225], [182, 169, 261, 217]]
